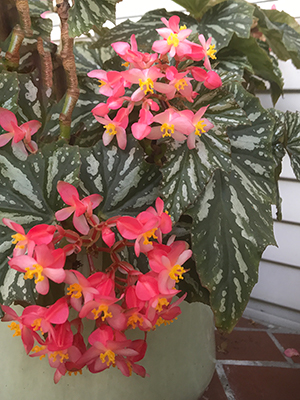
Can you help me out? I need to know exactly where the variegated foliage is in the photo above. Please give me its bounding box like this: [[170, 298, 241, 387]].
[[1, 0, 300, 331]]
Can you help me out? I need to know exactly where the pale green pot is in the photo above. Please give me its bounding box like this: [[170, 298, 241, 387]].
[[0, 301, 215, 400]]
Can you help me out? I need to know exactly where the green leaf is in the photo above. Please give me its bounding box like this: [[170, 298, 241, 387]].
[[170, 0, 211, 20], [217, 51, 254, 77], [0, 144, 81, 307], [79, 136, 161, 218], [198, 0, 254, 51], [28, 0, 53, 15], [160, 126, 231, 222], [68, 0, 117, 38], [194, 72, 250, 128], [187, 85, 276, 331], [284, 111, 300, 180], [228, 35, 283, 103], [264, 9, 300, 35], [73, 42, 103, 75], [0, 71, 19, 113], [41, 76, 105, 142], [255, 6, 300, 69]]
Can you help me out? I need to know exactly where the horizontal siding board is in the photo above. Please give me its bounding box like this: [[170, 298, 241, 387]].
[[251, 261, 300, 310], [259, 93, 300, 112], [263, 221, 300, 267], [272, 180, 300, 222]]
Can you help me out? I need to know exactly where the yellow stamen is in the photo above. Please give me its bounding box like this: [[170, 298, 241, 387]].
[[126, 361, 133, 376], [31, 318, 44, 334], [180, 25, 187, 30], [24, 263, 44, 284], [91, 305, 112, 321], [50, 351, 69, 363], [104, 123, 117, 136], [167, 33, 179, 47], [175, 78, 188, 92], [67, 283, 82, 299], [98, 79, 106, 88], [161, 123, 174, 138], [127, 314, 144, 329], [195, 119, 207, 136], [155, 298, 170, 312], [122, 61, 130, 68], [8, 322, 21, 337], [11, 233, 26, 248], [155, 317, 176, 327], [31, 345, 46, 360], [207, 44, 217, 60], [139, 78, 154, 95], [68, 369, 83, 376], [169, 264, 187, 283], [142, 228, 157, 245], [100, 349, 115, 367]]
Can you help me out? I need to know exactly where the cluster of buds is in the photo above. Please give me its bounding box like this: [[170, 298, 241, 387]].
[[1, 181, 192, 383], [89, 15, 222, 150]]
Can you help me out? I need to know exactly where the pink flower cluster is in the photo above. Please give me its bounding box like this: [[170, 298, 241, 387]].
[[1, 181, 192, 383], [89, 16, 222, 150]]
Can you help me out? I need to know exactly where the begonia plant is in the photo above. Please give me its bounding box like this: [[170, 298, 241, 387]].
[[1, 0, 300, 383]]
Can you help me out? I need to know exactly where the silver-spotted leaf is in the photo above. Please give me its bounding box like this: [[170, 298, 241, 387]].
[[0, 71, 19, 114], [161, 126, 231, 222], [68, 0, 117, 38], [198, 0, 254, 50], [187, 85, 276, 331], [79, 136, 161, 218]]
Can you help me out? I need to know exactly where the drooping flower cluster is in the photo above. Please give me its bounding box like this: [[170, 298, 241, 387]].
[[1, 181, 192, 383], [89, 15, 222, 150]]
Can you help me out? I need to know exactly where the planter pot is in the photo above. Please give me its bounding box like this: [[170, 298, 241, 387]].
[[0, 301, 215, 400]]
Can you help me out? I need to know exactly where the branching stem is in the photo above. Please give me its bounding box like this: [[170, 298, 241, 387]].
[[56, 0, 79, 141]]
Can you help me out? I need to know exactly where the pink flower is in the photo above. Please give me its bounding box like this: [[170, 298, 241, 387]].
[[191, 67, 222, 90], [0, 108, 41, 159], [87, 70, 124, 97], [131, 108, 153, 140], [148, 241, 192, 293], [1, 305, 39, 354], [94, 107, 129, 150], [180, 106, 214, 149], [146, 108, 194, 141], [112, 34, 158, 69], [8, 244, 66, 295], [117, 211, 160, 256], [64, 269, 99, 312], [2, 218, 56, 257], [21, 298, 69, 339], [198, 35, 217, 70], [155, 66, 195, 102], [121, 67, 164, 102], [152, 16, 192, 58], [76, 325, 139, 374], [55, 181, 103, 235]]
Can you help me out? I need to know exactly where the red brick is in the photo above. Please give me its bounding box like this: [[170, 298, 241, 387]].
[[216, 330, 286, 361], [224, 365, 300, 400]]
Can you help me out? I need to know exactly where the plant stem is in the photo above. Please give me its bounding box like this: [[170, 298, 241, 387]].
[[5, 24, 24, 69], [37, 37, 53, 93], [56, 0, 79, 141], [16, 0, 33, 36]]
